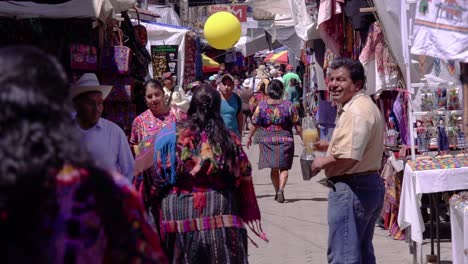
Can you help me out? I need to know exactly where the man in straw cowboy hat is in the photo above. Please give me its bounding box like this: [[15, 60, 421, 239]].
[[72, 73, 134, 180]]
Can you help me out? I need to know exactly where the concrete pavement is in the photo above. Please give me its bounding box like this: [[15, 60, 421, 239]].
[[242, 133, 453, 264]]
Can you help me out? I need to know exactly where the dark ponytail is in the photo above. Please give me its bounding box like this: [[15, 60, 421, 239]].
[[182, 84, 238, 172]]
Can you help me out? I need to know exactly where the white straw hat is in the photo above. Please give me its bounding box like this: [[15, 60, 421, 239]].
[[242, 78, 251, 88], [70, 73, 112, 100]]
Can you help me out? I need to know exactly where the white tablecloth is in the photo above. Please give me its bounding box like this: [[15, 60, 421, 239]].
[[450, 200, 468, 264], [398, 164, 468, 243]]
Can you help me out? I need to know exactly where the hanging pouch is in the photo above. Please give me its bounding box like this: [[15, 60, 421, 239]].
[[101, 28, 132, 75]]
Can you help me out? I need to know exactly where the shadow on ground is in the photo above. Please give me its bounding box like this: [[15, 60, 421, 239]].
[[286, 197, 328, 203], [256, 194, 275, 199]]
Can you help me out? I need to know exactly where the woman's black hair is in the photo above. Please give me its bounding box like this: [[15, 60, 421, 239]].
[[143, 78, 164, 94], [257, 81, 267, 94], [0, 46, 135, 263], [267, 79, 284, 99], [144, 78, 172, 106], [181, 84, 238, 175]]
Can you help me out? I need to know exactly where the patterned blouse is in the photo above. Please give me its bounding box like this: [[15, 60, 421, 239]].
[[130, 109, 177, 145], [153, 122, 250, 189], [251, 100, 300, 142], [43, 165, 167, 263], [153, 122, 263, 228]]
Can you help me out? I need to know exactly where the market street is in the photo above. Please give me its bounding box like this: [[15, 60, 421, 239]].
[[243, 133, 453, 264]]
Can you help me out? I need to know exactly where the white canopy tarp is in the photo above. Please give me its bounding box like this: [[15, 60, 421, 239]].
[[287, 0, 319, 41], [144, 22, 190, 87], [147, 4, 181, 25], [373, 0, 421, 83], [266, 26, 302, 55], [246, 0, 290, 15], [247, 0, 319, 42], [0, 0, 135, 21], [235, 28, 270, 57]]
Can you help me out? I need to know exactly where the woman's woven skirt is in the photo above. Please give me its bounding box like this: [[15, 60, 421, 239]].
[[258, 140, 294, 170], [159, 189, 248, 264]]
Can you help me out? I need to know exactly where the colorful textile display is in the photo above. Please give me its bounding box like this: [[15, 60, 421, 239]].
[[381, 160, 406, 240], [411, 0, 468, 62], [102, 76, 136, 137], [407, 155, 468, 171]]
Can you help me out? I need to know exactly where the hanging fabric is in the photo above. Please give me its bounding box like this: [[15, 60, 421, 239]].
[[411, 0, 468, 62]]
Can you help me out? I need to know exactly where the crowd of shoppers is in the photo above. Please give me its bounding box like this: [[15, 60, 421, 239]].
[[0, 44, 385, 264]]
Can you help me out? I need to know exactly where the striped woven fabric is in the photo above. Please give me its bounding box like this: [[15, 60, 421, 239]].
[[161, 215, 244, 233], [160, 190, 250, 263], [258, 140, 295, 170], [259, 135, 294, 143]]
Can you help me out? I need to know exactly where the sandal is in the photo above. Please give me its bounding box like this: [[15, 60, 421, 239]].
[[276, 190, 285, 203]]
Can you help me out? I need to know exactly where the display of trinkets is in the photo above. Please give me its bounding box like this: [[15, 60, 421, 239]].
[[414, 82, 463, 153], [447, 85, 461, 110], [420, 86, 435, 111], [416, 119, 429, 153], [435, 85, 447, 109], [437, 116, 450, 154], [386, 116, 400, 147], [418, 83, 462, 112]]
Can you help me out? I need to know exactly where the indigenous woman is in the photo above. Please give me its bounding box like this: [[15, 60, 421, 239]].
[[247, 79, 302, 203], [130, 79, 180, 222], [152, 84, 267, 262]]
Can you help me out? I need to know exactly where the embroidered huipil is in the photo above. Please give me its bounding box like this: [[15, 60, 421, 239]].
[[42, 165, 168, 263], [130, 109, 178, 146], [153, 122, 266, 240]]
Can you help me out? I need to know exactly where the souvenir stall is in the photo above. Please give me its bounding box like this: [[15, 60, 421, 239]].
[[0, 0, 164, 138], [300, 2, 468, 253], [386, 0, 468, 263]]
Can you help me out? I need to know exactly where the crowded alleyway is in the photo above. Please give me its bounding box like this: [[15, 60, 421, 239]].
[[243, 133, 453, 264]]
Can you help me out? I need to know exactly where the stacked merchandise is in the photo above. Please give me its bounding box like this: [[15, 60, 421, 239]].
[[381, 157, 406, 240], [407, 155, 468, 171]]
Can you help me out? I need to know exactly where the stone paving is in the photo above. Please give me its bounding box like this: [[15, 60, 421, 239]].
[[242, 133, 453, 264]]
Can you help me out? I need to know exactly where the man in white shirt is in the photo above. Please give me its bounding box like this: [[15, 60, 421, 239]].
[[72, 73, 134, 180]]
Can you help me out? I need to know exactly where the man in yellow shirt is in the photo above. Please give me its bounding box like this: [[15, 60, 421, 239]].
[[311, 57, 385, 264]]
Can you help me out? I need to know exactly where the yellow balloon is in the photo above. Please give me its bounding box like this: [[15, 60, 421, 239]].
[[204, 11, 241, 50]]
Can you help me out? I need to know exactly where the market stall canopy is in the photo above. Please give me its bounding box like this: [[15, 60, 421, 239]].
[[143, 21, 191, 87], [263, 52, 275, 62], [247, 0, 319, 41], [235, 29, 270, 57], [269, 50, 288, 64], [373, 0, 421, 84], [0, 0, 135, 22], [246, 0, 290, 15], [202, 53, 220, 73], [146, 4, 180, 25]]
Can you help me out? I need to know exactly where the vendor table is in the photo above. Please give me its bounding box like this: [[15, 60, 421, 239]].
[[398, 157, 468, 263], [450, 192, 468, 264]]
